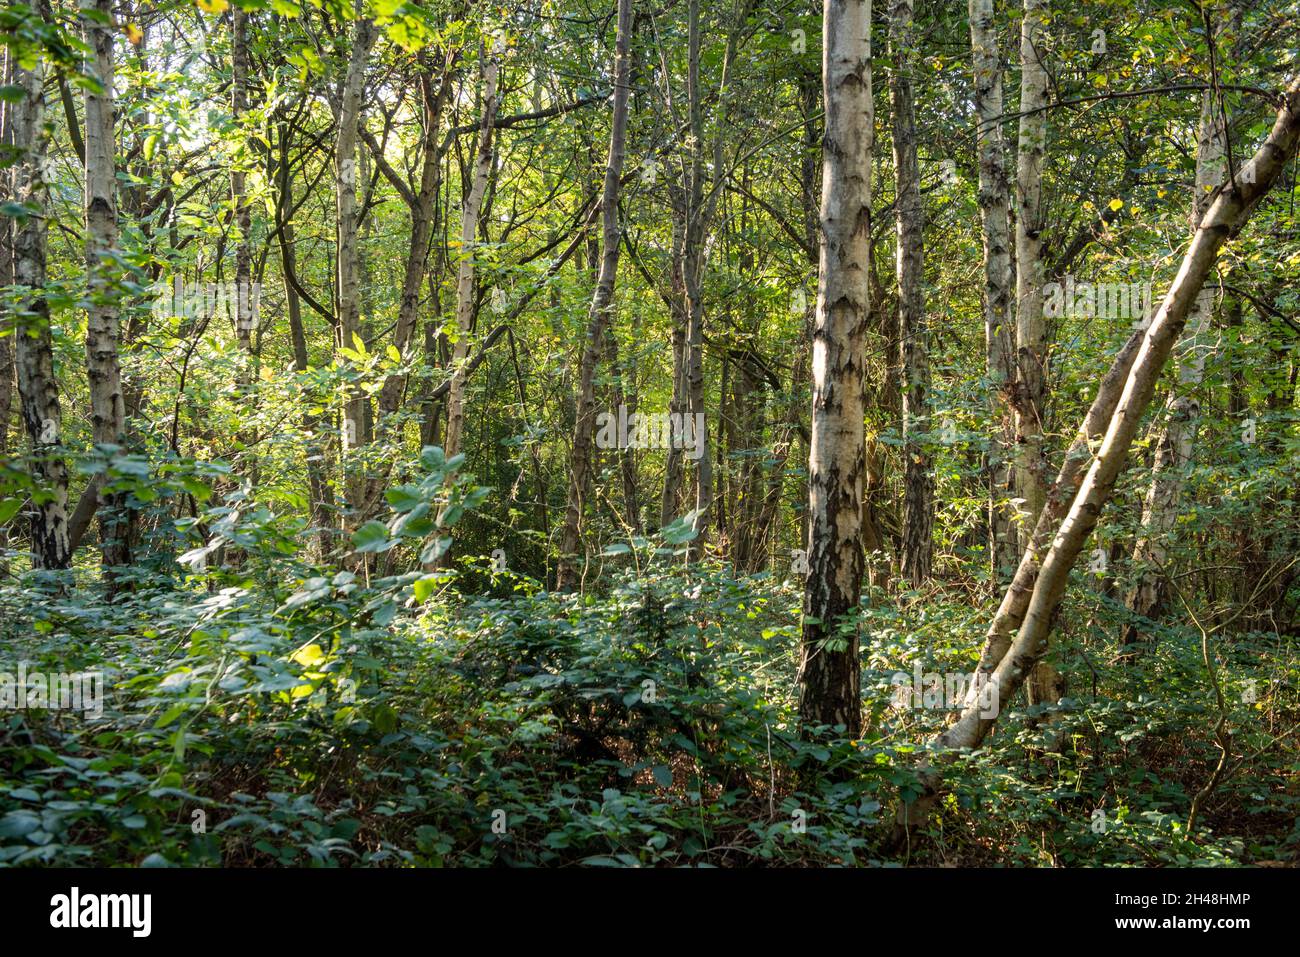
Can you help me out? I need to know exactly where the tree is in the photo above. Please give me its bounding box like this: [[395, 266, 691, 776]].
[[967, 0, 1018, 581], [333, 13, 377, 517], [11, 22, 71, 570], [555, 0, 633, 591], [1123, 35, 1234, 650], [1012, 0, 1050, 538], [82, 0, 131, 577], [799, 0, 873, 737], [889, 0, 932, 587], [445, 46, 499, 459]]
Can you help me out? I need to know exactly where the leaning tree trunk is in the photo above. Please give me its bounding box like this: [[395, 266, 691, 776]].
[[889, 0, 932, 587], [1122, 89, 1227, 649], [798, 0, 873, 738], [967, 0, 1018, 581], [12, 43, 71, 570], [82, 0, 131, 578], [555, 0, 633, 591], [444, 51, 499, 458], [333, 16, 377, 517], [896, 77, 1300, 841]]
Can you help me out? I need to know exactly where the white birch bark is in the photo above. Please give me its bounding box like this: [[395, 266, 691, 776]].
[[798, 0, 872, 736], [444, 51, 499, 458], [968, 0, 1018, 579]]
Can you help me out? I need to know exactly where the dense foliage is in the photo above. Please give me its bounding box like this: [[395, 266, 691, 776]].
[[1, 0, 1297, 867]]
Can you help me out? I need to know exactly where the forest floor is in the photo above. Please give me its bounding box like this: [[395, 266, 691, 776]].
[[2, 558, 1296, 867]]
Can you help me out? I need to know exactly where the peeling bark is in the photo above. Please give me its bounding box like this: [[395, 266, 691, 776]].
[[82, 0, 131, 576], [799, 0, 873, 738], [12, 44, 71, 569]]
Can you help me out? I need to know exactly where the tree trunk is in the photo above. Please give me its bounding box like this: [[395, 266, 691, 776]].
[[799, 0, 873, 738], [444, 51, 499, 458], [1122, 89, 1226, 648], [968, 0, 1018, 581], [82, 0, 131, 578], [1012, 0, 1050, 538], [232, 8, 254, 378], [1012, 0, 1061, 706], [272, 115, 335, 554], [333, 16, 377, 516], [0, 47, 15, 476], [683, 0, 713, 557], [889, 0, 932, 587], [659, 193, 689, 529], [12, 43, 72, 570], [555, 0, 633, 591], [377, 65, 452, 422]]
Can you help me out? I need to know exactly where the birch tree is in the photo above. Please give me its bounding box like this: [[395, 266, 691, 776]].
[[82, 0, 131, 574], [968, 0, 1018, 580], [444, 48, 499, 458], [799, 0, 872, 736], [333, 15, 377, 515], [1012, 0, 1050, 537], [231, 8, 254, 379], [1122, 83, 1229, 648], [12, 38, 71, 570]]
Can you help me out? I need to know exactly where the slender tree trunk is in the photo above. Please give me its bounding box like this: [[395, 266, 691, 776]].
[[1122, 90, 1226, 648], [12, 43, 71, 570], [272, 116, 334, 553], [444, 51, 499, 458], [333, 15, 377, 517], [683, 0, 713, 557], [604, 323, 642, 535], [889, 0, 932, 587], [555, 0, 633, 591], [659, 194, 688, 529], [82, 0, 131, 579], [968, 0, 1018, 581], [1013, 0, 1062, 705], [1012, 0, 1050, 538], [378, 66, 452, 422], [0, 47, 15, 474], [799, 0, 873, 738], [232, 8, 254, 379]]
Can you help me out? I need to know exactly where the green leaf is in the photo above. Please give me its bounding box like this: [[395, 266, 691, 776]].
[[351, 520, 391, 553], [153, 704, 188, 729], [412, 575, 439, 603], [0, 811, 41, 838]]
